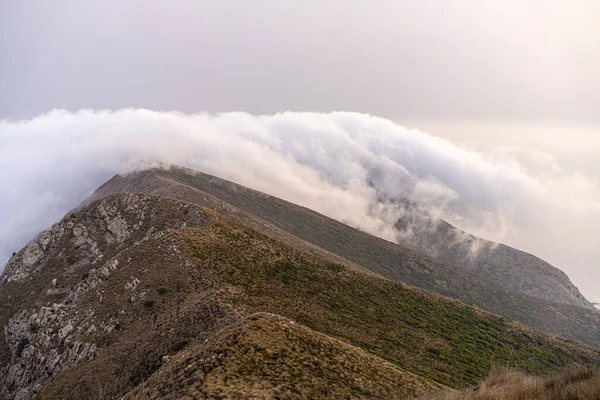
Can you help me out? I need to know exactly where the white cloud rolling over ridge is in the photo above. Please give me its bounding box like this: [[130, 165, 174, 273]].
[[1, 109, 599, 302]]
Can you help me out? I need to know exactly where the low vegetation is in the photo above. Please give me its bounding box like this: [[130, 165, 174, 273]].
[[420, 365, 600, 400], [125, 313, 436, 399], [95, 167, 600, 349], [5, 193, 598, 399], [173, 217, 600, 388]]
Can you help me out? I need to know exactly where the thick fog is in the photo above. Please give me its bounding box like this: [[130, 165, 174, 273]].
[[1, 110, 599, 302]]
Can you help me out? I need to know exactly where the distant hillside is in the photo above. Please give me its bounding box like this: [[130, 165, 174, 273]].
[[394, 205, 590, 308], [2, 193, 599, 399], [84, 166, 600, 349]]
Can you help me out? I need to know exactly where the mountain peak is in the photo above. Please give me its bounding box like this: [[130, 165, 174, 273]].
[[1, 168, 599, 399]]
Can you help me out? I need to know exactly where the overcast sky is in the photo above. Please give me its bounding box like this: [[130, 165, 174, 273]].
[[1, 1, 600, 301], [2, 0, 600, 122]]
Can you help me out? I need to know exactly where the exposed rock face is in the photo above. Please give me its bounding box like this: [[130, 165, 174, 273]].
[[2, 229, 62, 285], [0, 194, 209, 400], [1, 305, 97, 400]]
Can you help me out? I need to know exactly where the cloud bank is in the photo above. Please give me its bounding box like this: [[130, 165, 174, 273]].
[[1, 109, 599, 301]]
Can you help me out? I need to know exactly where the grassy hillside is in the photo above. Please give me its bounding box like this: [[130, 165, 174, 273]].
[[85, 167, 600, 349], [124, 313, 436, 399], [27, 196, 600, 399], [420, 365, 600, 400], [172, 217, 600, 388]]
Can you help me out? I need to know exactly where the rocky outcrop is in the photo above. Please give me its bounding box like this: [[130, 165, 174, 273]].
[[0, 193, 209, 400], [0, 304, 97, 400]]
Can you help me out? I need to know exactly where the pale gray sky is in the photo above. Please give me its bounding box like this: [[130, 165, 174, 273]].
[[1, 0, 600, 122]]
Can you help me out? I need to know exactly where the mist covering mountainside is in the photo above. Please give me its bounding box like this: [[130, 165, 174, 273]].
[[87, 166, 591, 308], [2, 110, 600, 305], [85, 166, 600, 343], [393, 207, 591, 308]]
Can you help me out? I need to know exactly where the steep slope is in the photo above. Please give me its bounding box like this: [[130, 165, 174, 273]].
[[395, 211, 590, 308], [0, 194, 212, 400], [109, 166, 590, 309], [85, 167, 600, 348], [2, 193, 599, 399]]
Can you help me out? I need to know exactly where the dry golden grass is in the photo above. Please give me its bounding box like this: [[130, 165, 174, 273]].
[[419, 365, 600, 400], [124, 313, 436, 399]]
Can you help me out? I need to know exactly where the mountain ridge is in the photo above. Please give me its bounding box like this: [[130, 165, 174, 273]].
[[1, 192, 599, 399], [83, 166, 600, 348], [88, 165, 590, 308], [395, 207, 590, 308]]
